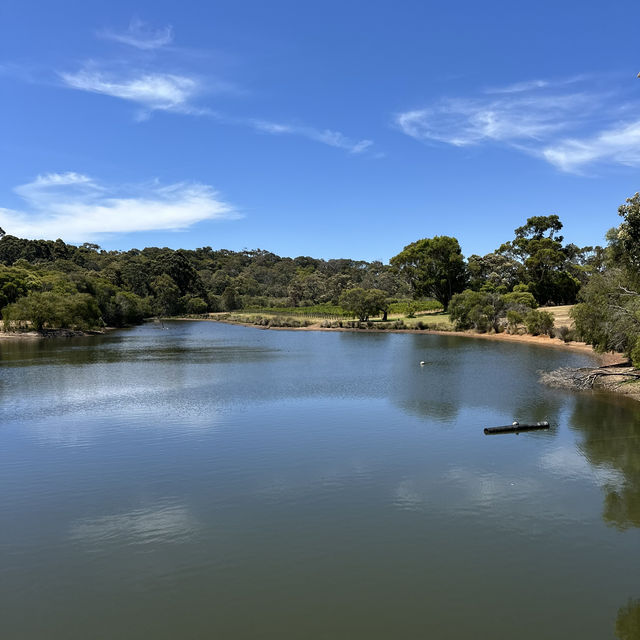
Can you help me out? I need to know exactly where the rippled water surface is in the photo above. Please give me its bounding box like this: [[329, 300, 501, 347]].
[[1, 321, 639, 639]]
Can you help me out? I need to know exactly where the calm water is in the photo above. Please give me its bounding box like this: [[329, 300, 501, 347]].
[[1, 321, 639, 639]]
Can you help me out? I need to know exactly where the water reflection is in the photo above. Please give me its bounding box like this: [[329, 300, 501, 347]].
[[570, 396, 640, 530], [3, 320, 638, 640], [69, 501, 199, 547], [388, 333, 577, 425], [615, 598, 640, 639]]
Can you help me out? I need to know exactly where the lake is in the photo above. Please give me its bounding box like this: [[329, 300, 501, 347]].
[[1, 320, 639, 639]]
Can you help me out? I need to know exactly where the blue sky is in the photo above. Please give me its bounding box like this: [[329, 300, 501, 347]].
[[1, 0, 640, 261]]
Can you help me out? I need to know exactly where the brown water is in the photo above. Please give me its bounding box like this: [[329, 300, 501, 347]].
[[1, 321, 639, 639]]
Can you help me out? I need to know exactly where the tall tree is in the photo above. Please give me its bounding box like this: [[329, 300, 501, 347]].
[[572, 193, 640, 360], [498, 214, 580, 304], [390, 236, 466, 309]]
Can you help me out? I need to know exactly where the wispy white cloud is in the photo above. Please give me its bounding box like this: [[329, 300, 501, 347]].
[[55, 23, 377, 155], [59, 64, 375, 153], [395, 76, 640, 172], [396, 92, 590, 147], [0, 172, 238, 243], [484, 79, 550, 94], [542, 120, 640, 172], [59, 67, 202, 112], [483, 75, 585, 95], [251, 119, 373, 154], [100, 18, 174, 50]]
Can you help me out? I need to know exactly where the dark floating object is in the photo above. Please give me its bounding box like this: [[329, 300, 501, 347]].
[[484, 421, 550, 435]]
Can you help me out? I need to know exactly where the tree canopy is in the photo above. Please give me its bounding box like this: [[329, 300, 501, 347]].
[[391, 235, 467, 309]]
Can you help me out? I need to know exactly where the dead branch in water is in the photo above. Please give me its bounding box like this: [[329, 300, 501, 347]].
[[540, 365, 640, 391]]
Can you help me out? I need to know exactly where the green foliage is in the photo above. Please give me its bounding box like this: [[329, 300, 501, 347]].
[[610, 192, 640, 276], [524, 310, 554, 336], [502, 289, 538, 308], [572, 269, 640, 357], [554, 325, 576, 343], [450, 287, 540, 334], [630, 337, 640, 369], [391, 235, 467, 309], [467, 252, 520, 291], [449, 290, 505, 332], [152, 274, 181, 316], [222, 286, 240, 311], [339, 288, 388, 321], [498, 215, 583, 304], [3, 291, 102, 331], [387, 299, 442, 315], [185, 296, 208, 314], [506, 309, 524, 333], [242, 303, 352, 318], [0, 265, 41, 310], [568, 194, 640, 359]]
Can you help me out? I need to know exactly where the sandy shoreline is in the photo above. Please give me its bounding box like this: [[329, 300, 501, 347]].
[[183, 315, 627, 366], [0, 317, 626, 367], [2, 317, 634, 399], [0, 328, 115, 340]]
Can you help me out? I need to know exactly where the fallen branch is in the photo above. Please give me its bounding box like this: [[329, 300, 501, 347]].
[[540, 365, 640, 391]]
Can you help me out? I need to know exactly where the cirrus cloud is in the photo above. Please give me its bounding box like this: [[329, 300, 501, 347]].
[[100, 18, 174, 51], [0, 172, 239, 243], [395, 76, 640, 173], [59, 68, 202, 112]]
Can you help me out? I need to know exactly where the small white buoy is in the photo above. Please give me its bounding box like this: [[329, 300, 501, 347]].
[[419, 361, 425, 366], [512, 421, 519, 426]]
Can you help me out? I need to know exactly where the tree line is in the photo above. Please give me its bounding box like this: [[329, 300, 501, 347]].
[[0, 192, 638, 364]]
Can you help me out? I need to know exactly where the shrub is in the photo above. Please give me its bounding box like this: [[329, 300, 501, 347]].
[[503, 290, 538, 309], [554, 325, 576, 343], [630, 337, 640, 368], [185, 296, 208, 314], [506, 309, 524, 334], [524, 310, 554, 336], [3, 290, 103, 331]]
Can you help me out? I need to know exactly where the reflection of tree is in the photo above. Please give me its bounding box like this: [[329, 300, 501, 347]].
[[570, 397, 640, 530], [387, 335, 460, 423], [615, 598, 640, 640]]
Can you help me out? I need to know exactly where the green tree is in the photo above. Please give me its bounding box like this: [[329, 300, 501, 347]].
[[3, 291, 102, 331], [185, 296, 208, 314], [151, 274, 181, 316], [610, 192, 640, 275], [449, 290, 505, 333], [523, 309, 554, 336], [572, 269, 640, 357], [391, 236, 467, 309], [498, 214, 580, 304], [339, 288, 388, 321], [222, 286, 240, 311], [467, 252, 520, 292], [449, 288, 538, 333]]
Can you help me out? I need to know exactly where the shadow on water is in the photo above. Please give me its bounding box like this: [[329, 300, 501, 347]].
[[570, 394, 640, 531], [570, 396, 640, 639], [386, 333, 585, 427]]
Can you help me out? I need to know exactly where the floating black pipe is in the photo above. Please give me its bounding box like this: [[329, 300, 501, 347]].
[[484, 421, 550, 435]]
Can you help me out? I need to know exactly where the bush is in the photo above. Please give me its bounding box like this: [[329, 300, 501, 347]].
[[631, 337, 640, 369], [3, 291, 103, 331], [450, 290, 505, 332], [185, 296, 208, 314], [506, 309, 524, 334], [503, 290, 538, 309], [524, 310, 554, 336], [554, 325, 576, 343]]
